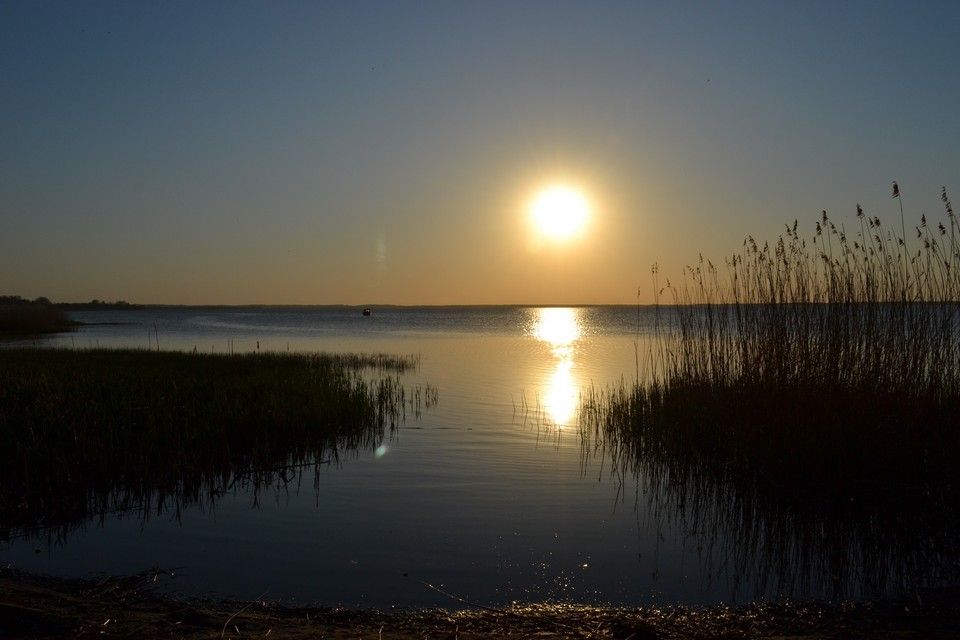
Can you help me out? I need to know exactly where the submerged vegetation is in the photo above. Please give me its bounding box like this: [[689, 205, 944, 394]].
[[583, 185, 960, 600], [0, 348, 433, 542]]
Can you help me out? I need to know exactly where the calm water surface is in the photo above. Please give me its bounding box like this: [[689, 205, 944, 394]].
[[0, 306, 831, 607]]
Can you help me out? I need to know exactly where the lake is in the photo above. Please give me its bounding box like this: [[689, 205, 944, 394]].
[[0, 305, 946, 609]]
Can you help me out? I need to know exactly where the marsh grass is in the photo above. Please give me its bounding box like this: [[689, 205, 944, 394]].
[[648, 187, 960, 500], [582, 187, 960, 600], [0, 303, 75, 334], [0, 348, 424, 541]]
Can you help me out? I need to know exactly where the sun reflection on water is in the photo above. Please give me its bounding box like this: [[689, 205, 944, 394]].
[[531, 308, 581, 427]]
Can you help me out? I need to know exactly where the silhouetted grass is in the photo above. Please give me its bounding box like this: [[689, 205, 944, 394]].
[[0, 303, 75, 334], [646, 186, 959, 497], [583, 186, 960, 600], [0, 348, 427, 541]]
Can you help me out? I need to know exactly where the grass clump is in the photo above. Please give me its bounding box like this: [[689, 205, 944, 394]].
[[0, 348, 425, 541], [583, 185, 960, 600], [0, 298, 75, 334]]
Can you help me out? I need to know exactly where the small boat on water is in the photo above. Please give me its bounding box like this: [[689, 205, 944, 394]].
[[362, 308, 372, 316]]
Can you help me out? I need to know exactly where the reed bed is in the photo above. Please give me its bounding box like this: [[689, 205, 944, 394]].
[[649, 186, 960, 499], [582, 186, 960, 600], [0, 302, 75, 334], [0, 348, 424, 541]]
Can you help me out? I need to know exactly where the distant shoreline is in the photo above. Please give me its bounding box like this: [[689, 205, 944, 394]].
[[58, 302, 644, 310], [55, 301, 145, 310]]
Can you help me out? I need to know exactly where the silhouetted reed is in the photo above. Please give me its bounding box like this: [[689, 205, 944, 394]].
[[654, 187, 959, 495], [0, 348, 428, 542], [583, 186, 960, 601]]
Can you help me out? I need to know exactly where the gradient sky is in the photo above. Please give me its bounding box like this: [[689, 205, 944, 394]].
[[2, 1, 958, 305]]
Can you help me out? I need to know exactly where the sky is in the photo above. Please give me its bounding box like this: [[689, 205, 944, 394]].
[[2, 1, 959, 306]]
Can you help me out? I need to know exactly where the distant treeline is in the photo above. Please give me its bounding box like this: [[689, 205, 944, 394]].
[[0, 297, 75, 334], [0, 296, 142, 334], [57, 299, 143, 310], [0, 295, 142, 310]]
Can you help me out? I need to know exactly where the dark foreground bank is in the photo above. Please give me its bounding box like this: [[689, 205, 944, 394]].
[[2, 568, 959, 639]]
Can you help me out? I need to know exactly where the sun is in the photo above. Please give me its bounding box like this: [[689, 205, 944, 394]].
[[529, 185, 591, 242]]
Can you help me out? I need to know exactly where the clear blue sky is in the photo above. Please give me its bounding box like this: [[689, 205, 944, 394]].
[[2, 1, 958, 305]]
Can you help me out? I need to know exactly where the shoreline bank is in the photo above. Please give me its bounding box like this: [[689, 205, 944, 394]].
[[2, 567, 959, 639]]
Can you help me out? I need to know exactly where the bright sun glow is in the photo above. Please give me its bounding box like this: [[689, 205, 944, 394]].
[[529, 185, 590, 241]]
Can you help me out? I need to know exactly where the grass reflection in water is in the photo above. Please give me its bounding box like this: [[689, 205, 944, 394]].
[[0, 348, 434, 544]]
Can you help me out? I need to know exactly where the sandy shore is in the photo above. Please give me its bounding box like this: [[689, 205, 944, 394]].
[[2, 567, 959, 639]]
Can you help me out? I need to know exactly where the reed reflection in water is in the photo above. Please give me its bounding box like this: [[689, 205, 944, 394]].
[[529, 308, 581, 427]]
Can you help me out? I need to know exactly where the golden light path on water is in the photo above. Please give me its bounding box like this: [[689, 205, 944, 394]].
[[531, 307, 581, 427]]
